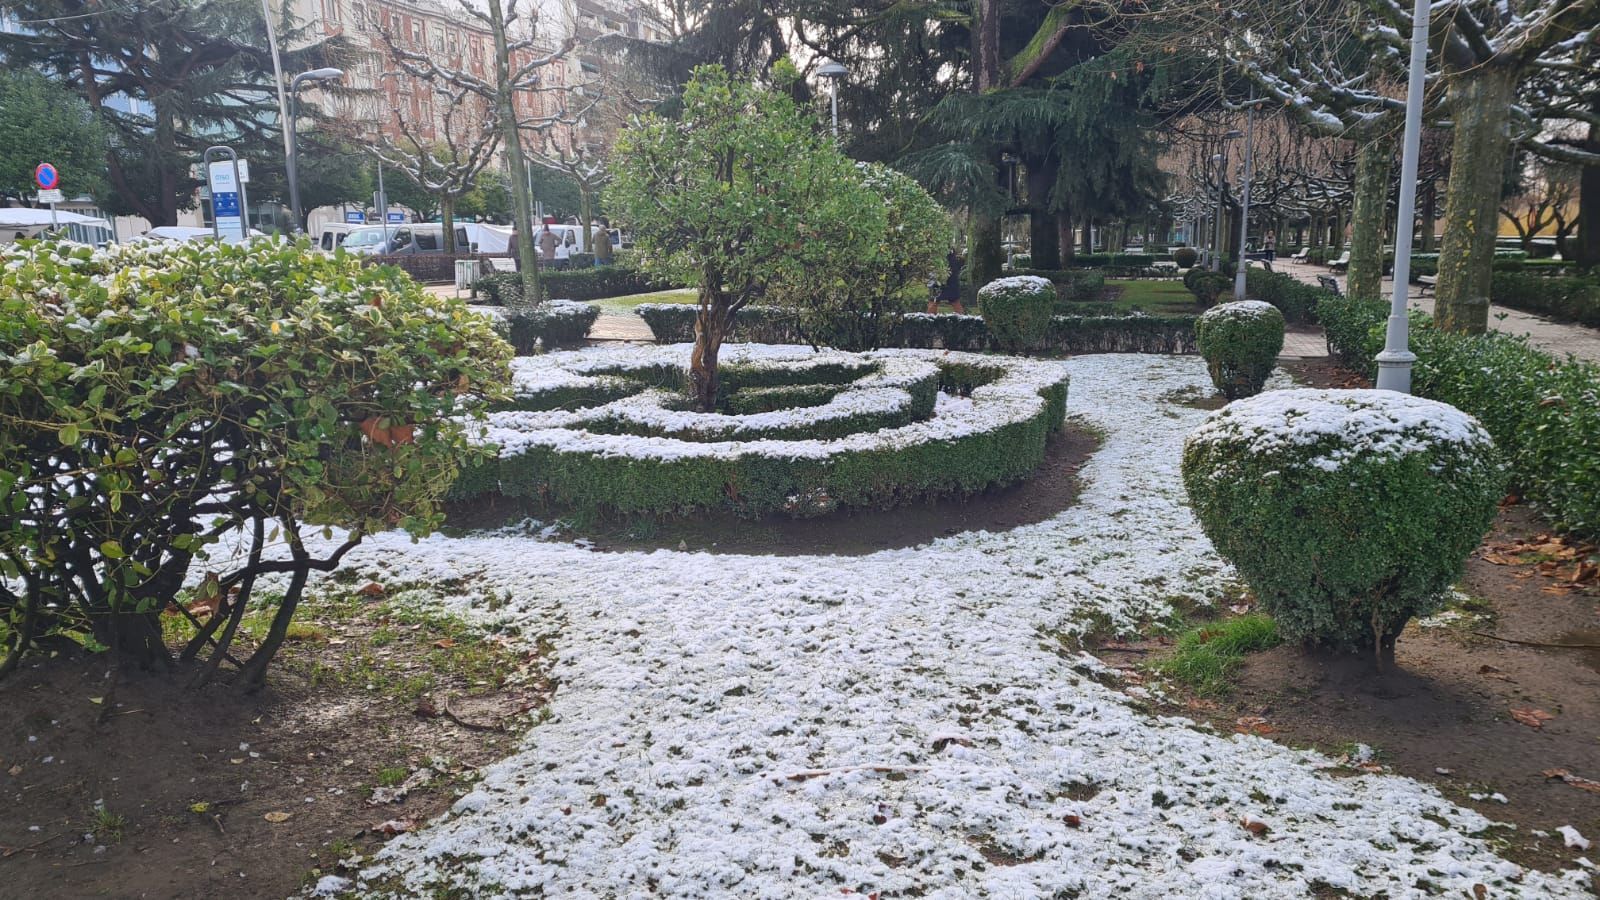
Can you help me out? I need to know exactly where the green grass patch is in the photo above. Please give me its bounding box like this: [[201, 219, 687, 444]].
[[1057, 279, 1203, 317], [1152, 614, 1280, 695], [593, 289, 698, 315]]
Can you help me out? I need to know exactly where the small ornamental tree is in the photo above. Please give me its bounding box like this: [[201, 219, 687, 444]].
[[0, 240, 511, 688], [772, 162, 950, 351], [978, 275, 1056, 353], [1183, 389, 1503, 662], [606, 65, 870, 410], [1195, 300, 1285, 400]]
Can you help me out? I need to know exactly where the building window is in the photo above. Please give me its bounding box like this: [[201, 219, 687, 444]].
[[411, 19, 422, 45], [351, 1, 365, 29]]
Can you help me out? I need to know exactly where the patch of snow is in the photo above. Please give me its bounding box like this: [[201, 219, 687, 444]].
[[1559, 826, 1591, 851], [273, 355, 1574, 898]]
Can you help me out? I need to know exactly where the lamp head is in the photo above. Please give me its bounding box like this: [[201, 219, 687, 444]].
[[294, 67, 345, 87], [817, 61, 848, 81]]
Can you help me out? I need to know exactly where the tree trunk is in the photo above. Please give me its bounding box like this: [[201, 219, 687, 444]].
[[1435, 65, 1518, 334], [578, 185, 593, 254], [1081, 216, 1092, 254], [690, 289, 728, 412], [441, 195, 457, 254], [487, 0, 541, 305], [969, 210, 1004, 290], [93, 610, 170, 670], [1057, 212, 1075, 264], [1577, 118, 1600, 269], [1347, 136, 1393, 300], [1025, 157, 1060, 269]]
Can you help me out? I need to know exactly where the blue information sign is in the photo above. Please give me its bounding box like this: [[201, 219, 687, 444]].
[[345, 211, 366, 224], [387, 212, 405, 223]]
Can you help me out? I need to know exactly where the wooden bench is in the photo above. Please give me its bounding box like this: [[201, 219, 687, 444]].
[[1317, 274, 1343, 297]]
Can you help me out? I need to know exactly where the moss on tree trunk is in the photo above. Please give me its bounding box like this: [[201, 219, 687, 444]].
[[1435, 65, 1517, 334], [1347, 136, 1392, 301]]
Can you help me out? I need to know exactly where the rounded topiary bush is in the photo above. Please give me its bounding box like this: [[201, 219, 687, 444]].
[[1195, 301, 1285, 399], [1182, 390, 1503, 657], [1173, 246, 1199, 269], [1182, 267, 1232, 306], [979, 275, 1056, 352]]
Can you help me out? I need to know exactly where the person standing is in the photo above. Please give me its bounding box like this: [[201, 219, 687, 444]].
[[538, 223, 559, 267], [1263, 230, 1276, 263], [594, 218, 614, 266]]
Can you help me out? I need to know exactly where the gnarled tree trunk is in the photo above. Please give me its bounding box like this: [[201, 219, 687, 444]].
[[1025, 157, 1060, 269], [1435, 65, 1518, 333], [1577, 115, 1600, 269], [690, 288, 730, 412], [1347, 136, 1393, 300]]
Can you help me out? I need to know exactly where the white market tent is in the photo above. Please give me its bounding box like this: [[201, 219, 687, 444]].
[[0, 207, 114, 241]]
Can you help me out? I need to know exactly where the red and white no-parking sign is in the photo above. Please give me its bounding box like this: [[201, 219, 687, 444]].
[[34, 163, 60, 191]]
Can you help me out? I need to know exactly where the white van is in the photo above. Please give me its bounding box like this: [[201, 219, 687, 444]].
[[340, 223, 508, 255]]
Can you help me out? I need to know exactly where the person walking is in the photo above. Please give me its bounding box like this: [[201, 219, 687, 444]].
[[1263, 230, 1276, 263], [929, 249, 967, 314], [538, 223, 559, 267]]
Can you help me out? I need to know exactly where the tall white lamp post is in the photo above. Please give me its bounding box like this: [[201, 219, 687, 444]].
[[1233, 104, 1257, 301], [818, 60, 848, 138], [1375, 0, 1430, 393]]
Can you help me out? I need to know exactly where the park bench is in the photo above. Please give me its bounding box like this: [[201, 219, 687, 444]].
[[1417, 274, 1437, 295], [486, 257, 518, 273], [1317, 274, 1343, 296], [1328, 251, 1351, 270], [1290, 247, 1309, 261]]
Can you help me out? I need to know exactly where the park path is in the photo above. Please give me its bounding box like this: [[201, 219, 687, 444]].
[[1276, 259, 1600, 363]]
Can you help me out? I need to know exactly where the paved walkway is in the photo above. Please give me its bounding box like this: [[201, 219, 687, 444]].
[[1275, 260, 1600, 363]]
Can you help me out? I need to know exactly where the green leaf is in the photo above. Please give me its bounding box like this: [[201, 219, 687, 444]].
[[99, 540, 126, 559]]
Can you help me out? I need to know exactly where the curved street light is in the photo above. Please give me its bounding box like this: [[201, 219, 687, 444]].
[[287, 67, 344, 233]]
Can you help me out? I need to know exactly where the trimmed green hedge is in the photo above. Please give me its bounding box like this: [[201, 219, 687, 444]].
[[1183, 267, 1231, 306], [1010, 268, 1107, 302], [979, 276, 1056, 352], [476, 301, 599, 352], [1067, 252, 1157, 268], [464, 349, 1070, 517], [1184, 389, 1503, 652], [473, 265, 673, 303], [1243, 267, 1328, 325], [1491, 271, 1600, 328], [1409, 251, 1532, 280], [634, 303, 1199, 354], [1318, 293, 1600, 539], [1173, 247, 1199, 269], [1195, 301, 1285, 399]]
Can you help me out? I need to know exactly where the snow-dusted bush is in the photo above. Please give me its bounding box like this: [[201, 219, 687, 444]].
[[474, 300, 600, 351], [1195, 301, 1285, 400], [1182, 389, 1503, 656], [978, 275, 1056, 352], [456, 344, 1069, 517]]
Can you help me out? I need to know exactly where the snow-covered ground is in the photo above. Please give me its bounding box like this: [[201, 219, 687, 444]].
[[325, 354, 1590, 898]]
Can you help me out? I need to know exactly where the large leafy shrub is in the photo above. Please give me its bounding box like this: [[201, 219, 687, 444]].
[[1173, 247, 1199, 269], [1183, 390, 1503, 656], [0, 240, 511, 685], [473, 265, 670, 304], [1010, 268, 1107, 303], [978, 276, 1055, 352], [770, 162, 949, 351], [1195, 301, 1285, 399], [1318, 293, 1600, 539]]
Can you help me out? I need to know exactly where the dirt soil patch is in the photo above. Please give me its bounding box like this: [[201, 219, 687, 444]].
[[0, 581, 551, 900], [444, 424, 1100, 556]]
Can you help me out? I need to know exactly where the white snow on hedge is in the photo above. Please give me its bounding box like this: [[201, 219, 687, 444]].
[[478, 345, 1066, 462], [317, 356, 1579, 898], [1199, 300, 1282, 322], [1186, 388, 1496, 474], [978, 274, 1055, 299]]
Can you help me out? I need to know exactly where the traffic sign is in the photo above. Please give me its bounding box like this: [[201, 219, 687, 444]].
[[34, 163, 59, 191], [345, 210, 366, 224], [35, 189, 64, 204], [207, 159, 247, 242]]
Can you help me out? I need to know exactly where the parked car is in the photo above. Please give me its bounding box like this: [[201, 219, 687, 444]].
[[340, 223, 507, 255]]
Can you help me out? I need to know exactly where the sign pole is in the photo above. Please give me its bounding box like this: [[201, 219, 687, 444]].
[[203, 145, 248, 243]]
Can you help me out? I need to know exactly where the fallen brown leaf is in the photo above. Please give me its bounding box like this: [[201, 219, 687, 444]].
[[1509, 707, 1555, 729], [1541, 768, 1600, 794], [1239, 817, 1269, 837], [432, 638, 456, 649], [1234, 716, 1276, 736], [1063, 814, 1082, 828], [263, 811, 291, 823], [372, 817, 417, 836], [357, 582, 384, 598]]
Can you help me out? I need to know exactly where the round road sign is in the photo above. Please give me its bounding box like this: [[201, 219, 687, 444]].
[[34, 163, 59, 191]]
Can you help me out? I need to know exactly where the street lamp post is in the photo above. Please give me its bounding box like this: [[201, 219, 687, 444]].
[[1210, 152, 1226, 271], [1233, 104, 1257, 301], [287, 67, 344, 234], [1375, 0, 1429, 393], [818, 60, 848, 138]]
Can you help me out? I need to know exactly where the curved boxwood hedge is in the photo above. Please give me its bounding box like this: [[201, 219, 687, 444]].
[[1184, 389, 1503, 652], [635, 304, 1197, 354], [454, 344, 1069, 517], [1318, 293, 1600, 540], [979, 276, 1056, 352], [473, 300, 599, 352]]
